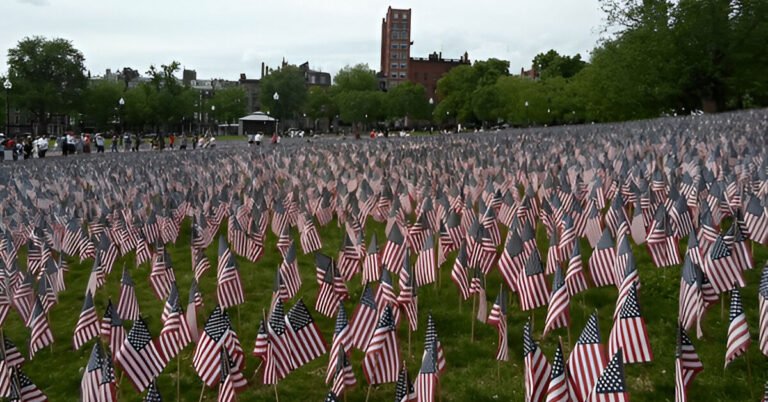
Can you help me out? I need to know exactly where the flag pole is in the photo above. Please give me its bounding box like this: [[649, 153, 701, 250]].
[[197, 383, 205, 402], [274, 383, 280, 402], [365, 384, 372, 402], [177, 353, 181, 402]]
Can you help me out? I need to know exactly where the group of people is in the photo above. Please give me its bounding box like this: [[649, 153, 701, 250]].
[[0, 133, 49, 160]]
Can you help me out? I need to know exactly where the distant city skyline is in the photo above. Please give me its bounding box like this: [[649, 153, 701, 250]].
[[1, 0, 604, 80]]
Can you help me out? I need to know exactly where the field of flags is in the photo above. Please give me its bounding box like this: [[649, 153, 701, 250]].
[[0, 109, 768, 401]]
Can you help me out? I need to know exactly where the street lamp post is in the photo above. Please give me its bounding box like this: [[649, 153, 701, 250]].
[[524, 100, 529, 127], [4, 78, 12, 138], [118, 97, 125, 136], [273, 92, 280, 136], [210, 105, 216, 136]]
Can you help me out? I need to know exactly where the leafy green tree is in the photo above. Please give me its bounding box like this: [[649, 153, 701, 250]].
[[6, 36, 88, 134], [332, 64, 379, 92], [123, 83, 158, 131], [336, 90, 385, 127], [385, 82, 430, 123], [83, 80, 124, 131], [305, 86, 337, 122], [435, 59, 509, 124], [145, 61, 196, 130], [532, 50, 587, 79], [208, 87, 246, 124], [260, 65, 307, 121]]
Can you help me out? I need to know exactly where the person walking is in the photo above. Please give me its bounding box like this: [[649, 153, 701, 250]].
[[35, 136, 48, 158], [95, 133, 105, 153], [111, 133, 119, 152], [132, 133, 141, 152], [169, 133, 175, 149], [23, 137, 33, 159], [123, 132, 131, 152], [192, 135, 198, 150], [180, 134, 188, 150]]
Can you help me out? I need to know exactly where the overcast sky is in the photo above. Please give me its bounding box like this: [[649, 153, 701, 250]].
[[1, 0, 604, 80]]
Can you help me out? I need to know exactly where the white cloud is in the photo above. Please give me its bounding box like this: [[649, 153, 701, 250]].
[[17, 0, 49, 6]]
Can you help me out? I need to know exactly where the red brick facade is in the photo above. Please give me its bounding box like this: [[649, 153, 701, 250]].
[[408, 52, 470, 99], [380, 7, 412, 89]]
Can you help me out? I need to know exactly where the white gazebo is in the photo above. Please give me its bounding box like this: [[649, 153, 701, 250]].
[[238, 112, 278, 136]]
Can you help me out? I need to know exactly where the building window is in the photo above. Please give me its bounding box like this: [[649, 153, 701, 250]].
[[392, 31, 399, 39], [391, 73, 397, 78], [391, 63, 398, 69], [402, 13, 407, 20], [394, 12, 399, 19], [391, 53, 398, 59], [391, 44, 398, 49], [399, 72, 406, 78], [400, 63, 407, 69], [400, 43, 408, 49]]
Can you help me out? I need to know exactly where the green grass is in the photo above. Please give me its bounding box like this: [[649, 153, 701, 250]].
[[4, 219, 767, 401]]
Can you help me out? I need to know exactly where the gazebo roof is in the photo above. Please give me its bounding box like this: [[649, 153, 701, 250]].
[[239, 112, 278, 122]]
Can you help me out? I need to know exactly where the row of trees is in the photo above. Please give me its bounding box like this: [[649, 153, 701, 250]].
[[3, 1, 767, 134]]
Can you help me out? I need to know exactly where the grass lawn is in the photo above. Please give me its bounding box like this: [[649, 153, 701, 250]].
[[3, 218, 766, 401]]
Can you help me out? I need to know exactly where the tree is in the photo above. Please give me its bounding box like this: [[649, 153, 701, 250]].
[[6, 36, 88, 134], [335, 90, 385, 128], [332, 64, 379, 92], [435, 59, 509, 125], [145, 61, 196, 131], [532, 50, 587, 79], [385, 82, 430, 124], [305, 86, 337, 123], [260, 65, 307, 122], [83, 80, 124, 131], [208, 87, 246, 125]]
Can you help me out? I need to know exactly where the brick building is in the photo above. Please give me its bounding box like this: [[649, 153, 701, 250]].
[[380, 7, 412, 89], [408, 51, 470, 99]]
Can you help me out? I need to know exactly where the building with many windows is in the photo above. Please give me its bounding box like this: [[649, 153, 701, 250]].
[[380, 7, 412, 89]]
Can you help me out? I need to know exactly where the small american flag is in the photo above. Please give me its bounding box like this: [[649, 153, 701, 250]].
[[486, 288, 508, 362], [589, 229, 616, 288], [546, 339, 569, 402], [330, 349, 356, 397], [608, 283, 653, 364], [158, 283, 193, 365], [27, 297, 54, 359], [760, 262, 768, 356], [744, 197, 768, 244], [186, 279, 202, 343], [285, 299, 328, 369], [80, 342, 116, 402], [524, 318, 551, 402], [588, 351, 628, 402], [144, 378, 162, 402], [117, 264, 140, 321], [395, 365, 417, 402], [415, 339, 439, 402], [10, 368, 47, 402], [264, 300, 294, 384], [565, 241, 589, 296], [450, 243, 470, 300], [423, 313, 446, 374], [73, 290, 100, 350], [415, 233, 437, 287], [725, 286, 750, 368], [362, 233, 381, 284], [706, 232, 744, 294], [382, 225, 406, 275], [192, 306, 231, 388], [363, 305, 401, 385], [279, 241, 301, 299], [518, 251, 549, 312], [216, 236, 245, 309], [567, 312, 607, 402], [679, 254, 705, 339], [315, 253, 348, 318], [397, 250, 419, 332], [348, 284, 378, 350], [674, 326, 703, 402], [326, 302, 352, 384], [116, 317, 164, 392], [543, 265, 569, 337]]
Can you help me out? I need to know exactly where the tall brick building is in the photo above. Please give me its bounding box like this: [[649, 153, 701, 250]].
[[379, 7, 470, 96], [380, 7, 412, 89]]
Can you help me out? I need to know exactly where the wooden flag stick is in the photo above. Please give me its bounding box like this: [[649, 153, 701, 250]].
[[197, 383, 205, 402], [471, 293, 477, 343], [365, 384, 372, 402], [274, 383, 280, 402], [249, 361, 264, 382], [177, 354, 181, 402]]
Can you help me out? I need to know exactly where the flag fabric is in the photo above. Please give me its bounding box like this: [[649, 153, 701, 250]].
[[498, 230, 525, 293], [546, 339, 569, 402], [674, 327, 703, 402], [330, 350, 356, 397], [80, 342, 116, 402], [398, 249, 419, 332], [744, 197, 768, 244], [376, 269, 398, 313], [315, 253, 348, 318], [118, 265, 140, 321], [725, 286, 750, 368], [27, 297, 54, 359], [158, 283, 193, 365], [186, 279, 202, 343], [486, 288, 508, 361], [588, 351, 628, 402], [518, 251, 550, 312], [415, 339, 439, 402], [608, 283, 653, 364], [362, 232, 381, 284], [415, 233, 437, 287], [116, 317, 164, 392], [73, 290, 100, 350], [524, 318, 551, 402], [382, 225, 407, 275], [217, 348, 247, 402], [679, 253, 706, 339], [589, 229, 616, 288], [395, 365, 417, 402], [326, 302, 352, 384], [264, 300, 293, 384], [568, 313, 608, 402], [423, 312, 446, 374], [9, 368, 47, 402], [349, 284, 378, 350], [363, 305, 401, 385], [705, 232, 745, 294], [543, 265, 570, 337], [760, 262, 768, 357], [450, 243, 471, 300], [565, 241, 589, 296], [285, 299, 328, 369], [192, 306, 233, 388], [101, 300, 126, 361], [149, 243, 172, 301], [216, 236, 245, 309], [144, 379, 162, 402], [279, 241, 301, 299]]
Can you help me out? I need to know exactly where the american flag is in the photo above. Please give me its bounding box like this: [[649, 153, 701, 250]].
[[589, 229, 616, 288], [149, 243, 173, 301], [674, 327, 703, 402], [216, 236, 245, 309], [298, 212, 323, 254], [745, 197, 768, 244], [646, 205, 680, 268], [276, 226, 292, 257], [518, 251, 549, 312], [630, 200, 647, 245], [588, 351, 628, 402], [397, 250, 419, 332], [9, 368, 47, 402], [395, 365, 417, 402], [470, 267, 488, 323], [218, 348, 247, 402], [80, 342, 116, 402], [315, 253, 348, 318], [27, 297, 53, 359], [363, 305, 401, 385], [486, 287, 508, 361], [135, 231, 152, 267], [565, 241, 589, 296], [73, 290, 100, 350], [376, 269, 398, 314], [450, 242, 471, 300], [191, 247, 210, 282], [118, 264, 140, 321], [415, 338, 439, 402], [679, 254, 705, 339], [524, 318, 551, 402], [348, 284, 378, 350], [725, 286, 750, 368], [415, 233, 437, 287], [326, 302, 352, 384], [338, 231, 361, 281], [382, 225, 406, 275], [285, 299, 328, 369], [252, 319, 269, 360], [186, 279, 202, 343], [613, 242, 639, 320], [546, 339, 569, 402], [101, 302, 126, 364], [158, 283, 193, 365], [608, 283, 653, 364], [279, 241, 301, 299], [760, 262, 768, 356], [568, 312, 607, 402], [705, 233, 744, 294], [193, 306, 233, 388], [330, 350, 356, 397], [97, 234, 118, 278], [362, 233, 381, 284], [116, 317, 164, 392], [423, 312, 446, 373], [3, 337, 24, 369], [144, 378, 162, 401], [543, 266, 569, 337], [264, 300, 294, 384], [583, 201, 603, 248]]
